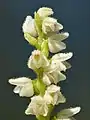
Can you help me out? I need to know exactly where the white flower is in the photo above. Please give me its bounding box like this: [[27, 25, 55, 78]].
[[48, 32, 69, 53], [25, 95, 52, 116], [45, 85, 66, 105], [42, 52, 72, 85], [22, 16, 37, 37], [37, 7, 54, 18], [56, 107, 81, 120], [28, 50, 49, 70], [9, 77, 34, 97], [43, 69, 66, 85], [51, 52, 73, 71], [42, 17, 63, 34]]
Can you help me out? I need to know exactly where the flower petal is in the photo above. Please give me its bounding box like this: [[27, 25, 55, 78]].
[[48, 39, 66, 53], [28, 50, 49, 70], [43, 73, 51, 85], [19, 83, 34, 97], [58, 72, 66, 81], [49, 32, 69, 42], [57, 107, 81, 119], [22, 16, 37, 37], [37, 7, 54, 18], [52, 52, 73, 62], [13, 86, 22, 93], [47, 85, 60, 93], [9, 77, 32, 86], [56, 92, 66, 105]]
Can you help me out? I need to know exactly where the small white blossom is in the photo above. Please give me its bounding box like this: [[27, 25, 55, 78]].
[[56, 107, 81, 120], [25, 95, 52, 116], [9, 77, 34, 97], [37, 7, 54, 18], [48, 32, 69, 53], [43, 69, 66, 85], [45, 85, 66, 105], [42, 17, 63, 34], [42, 53, 72, 85], [28, 50, 49, 70], [51, 52, 73, 71], [22, 16, 37, 37]]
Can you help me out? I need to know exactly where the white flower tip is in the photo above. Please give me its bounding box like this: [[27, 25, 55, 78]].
[[64, 32, 69, 37], [25, 109, 30, 115], [70, 107, 81, 115], [73, 107, 81, 114], [8, 78, 14, 85], [37, 7, 54, 18], [69, 52, 73, 58]]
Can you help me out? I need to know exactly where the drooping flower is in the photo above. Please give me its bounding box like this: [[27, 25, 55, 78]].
[[42, 52, 73, 85], [48, 32, 69, 53], [25, 95, 52, 116], [37, 7, 54, 18], [22, 16, 37, 37], [56, 107, 81, 120], [45, 85, 66, 105], [9, 77, 34, 97], [28, 50, 49, 70], [42, 17, 63, 34]]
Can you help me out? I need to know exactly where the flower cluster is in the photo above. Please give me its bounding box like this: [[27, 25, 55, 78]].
[[9, 7, 81, 120]]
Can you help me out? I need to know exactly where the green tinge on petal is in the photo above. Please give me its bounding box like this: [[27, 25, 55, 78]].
[[57, 107, 81, 119], [62, 61, 71, 69], [56, 92, 66, 105], [59, 72, 66, 81]]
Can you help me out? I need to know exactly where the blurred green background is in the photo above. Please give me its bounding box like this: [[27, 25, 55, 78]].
[[0, 0, 90, 119]]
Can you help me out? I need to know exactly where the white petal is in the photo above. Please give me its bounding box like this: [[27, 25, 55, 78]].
[[28, 50, 49, 69], [48, 32, 69, 42], [44, 93, 53, 104], [37, 7, 54, 18], [13, 86, 22, 93], [22, 16, 37, 37], [48, 39, 66, 53], [9, 77, 32, 86], [58, 72, 66, 81], [42, 17, 63, 34], [55, 23, 63, 31], [56, 92, 66, 105], [52, 53, 73, 62], [19, 83, 34, 97], [43, 73, 51, 85], [47, 85, 60, 93], [25, 103, 33, 115], [57, 107, 81, 119], [51, 61, 66, 71]]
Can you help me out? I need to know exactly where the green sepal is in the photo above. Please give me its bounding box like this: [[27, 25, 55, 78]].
[[41, 40, 49, 57], [34, 12, 44, 38]]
